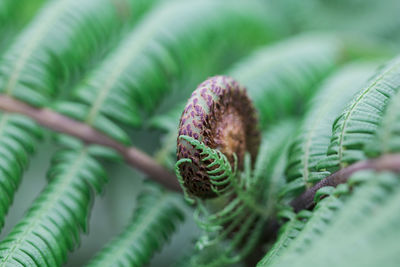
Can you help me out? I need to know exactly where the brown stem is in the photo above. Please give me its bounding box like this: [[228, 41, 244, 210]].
[[0, 95, 181, 192], [291, 154, 400, 212]]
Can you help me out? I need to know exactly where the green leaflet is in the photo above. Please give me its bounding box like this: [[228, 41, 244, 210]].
[[63, 0, 283, 144], [259, 185, 348, 266], [257, 209, 312, 267], [86, 184, 184, 267], [229, 33, 344, 129], [268, 171, 400, 267], [0, 0, 154, 106], [0, 112, 42, 230], [318, 55, 400, 172], [283, 62, 377, 198], [0, 146, 108, 266], [367, 74, 400, 154], [254, 121, 297, 212]]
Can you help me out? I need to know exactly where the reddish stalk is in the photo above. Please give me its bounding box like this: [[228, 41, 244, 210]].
[[0, 95, 181, 192], [291, 154, 400, 212]]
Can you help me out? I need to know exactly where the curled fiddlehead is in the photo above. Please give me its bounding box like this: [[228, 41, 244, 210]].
[[176, 75, 260, 199]]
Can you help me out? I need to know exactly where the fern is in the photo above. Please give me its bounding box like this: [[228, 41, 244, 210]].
[[268, 171, 400, 267], [151, 34, 348, 163], [229, 34, 345, 128], [253, 121, 297, 213], [318, 55, 400, 172], [367, 76, 400, 154], [86, 184, 184, 267], [282, 62, 377, 198], [178, 121, 296, 266], [0, 113, 42, 230], [257, 209, 312, 266], [0, 144, 108, 266], [260, 185, 348, 266], [0, 0, 154, 106], [58, 0, 283, 144]]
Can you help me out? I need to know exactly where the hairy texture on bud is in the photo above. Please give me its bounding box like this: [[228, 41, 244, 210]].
[[177, 75, 260, 198]]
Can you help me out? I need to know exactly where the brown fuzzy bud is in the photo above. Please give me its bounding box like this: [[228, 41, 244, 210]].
[[177, 75, 260, 198]]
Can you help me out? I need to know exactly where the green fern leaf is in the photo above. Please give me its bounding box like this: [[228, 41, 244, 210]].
[[253, 120, 297, 213], [367, 73, 400, 154], [283, 62, 377, 198], [260, 185, 348, 266], [0, 146, 108, 266], [0, 0, 154, 106], [318, 55, 400, 172], [229, 34, 345, 128], [268, 171, 400, 267], [86, 184, 184, 267], [0, 112, 42, 230], [63, 0, 283, 143], [257, 209, 312, 267]]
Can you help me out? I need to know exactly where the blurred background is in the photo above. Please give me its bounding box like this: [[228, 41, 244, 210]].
[[0, 0, 399, 266]]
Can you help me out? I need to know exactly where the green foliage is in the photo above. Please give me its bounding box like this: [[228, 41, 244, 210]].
[[0, 145, 108, 266], [257, 209, 311, 266], [229, 34, 344, 128], [267, 171, 400, 267], [0, 113, 42, 229], [86, 184, 184, 267], [318, 55, 400, 172], [59, 0, 283, 144], [368, 78, 400, 154], [0, 0, 152, 107], [282, 62, 377, 198]]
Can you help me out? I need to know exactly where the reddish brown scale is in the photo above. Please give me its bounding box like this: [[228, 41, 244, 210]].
[[177, 75, 260, 198]]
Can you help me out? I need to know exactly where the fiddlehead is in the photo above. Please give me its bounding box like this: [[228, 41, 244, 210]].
[[176, 75, 260, 198], [174, 76, 264, 265]]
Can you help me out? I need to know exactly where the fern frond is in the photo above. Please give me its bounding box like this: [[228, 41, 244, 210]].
[[367, 75, 400, 155], [0, 112, 42, 230], [61, 0, 284, 143], [183, 121, 296, 266], [0, 146, 108, 266], [0, 0, 154, 106], [283, 62, 377, 199], [252, 120, 297, 213], [228, 34, 345, 128], [86, 184, 184, 267], [318, 55, 400, 172], [260, 185, 348, 266], [257, 209, 312, 266], [268, 171, 400, 267]]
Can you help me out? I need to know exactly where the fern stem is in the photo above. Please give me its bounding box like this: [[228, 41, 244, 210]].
[[291, 154, 400, 212], [0, 94, 181, 191]]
